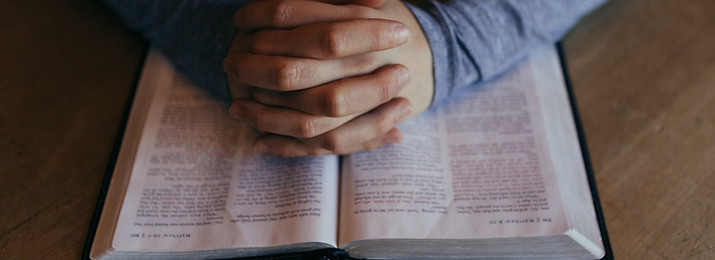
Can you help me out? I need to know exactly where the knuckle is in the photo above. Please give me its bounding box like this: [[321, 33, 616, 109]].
[[375, 75, 394, 104], [295, 118, 319, 138], [322, 88, 346, 117], [271, 0, 294, 25], [321, 133, 345, 153], [275, 62, 301, 90], [320, 27, 348, 58]]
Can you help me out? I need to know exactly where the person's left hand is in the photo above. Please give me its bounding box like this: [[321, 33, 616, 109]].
[[223, 0, 433, 156]]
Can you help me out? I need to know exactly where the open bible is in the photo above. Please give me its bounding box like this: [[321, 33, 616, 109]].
[[85, 45, 611, 259]]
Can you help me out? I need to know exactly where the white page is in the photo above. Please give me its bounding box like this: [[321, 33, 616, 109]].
[[339, 46, 572, 244], [110, 50, 339, 253]]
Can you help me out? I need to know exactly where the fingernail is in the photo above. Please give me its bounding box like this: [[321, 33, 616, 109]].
[[394, 24, 410, 44]]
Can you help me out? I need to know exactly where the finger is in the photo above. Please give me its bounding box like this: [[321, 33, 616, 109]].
[[235, 0, 380, 31], [251, 64, 409, 117], [253, 134, 332, 157], [223, 52, 383, 91], [328, 127, 403, 155], [248, 19, 409, 59], [229, 98, 356, 138], [299, 98, 412, 154], [224, 53, 324, 91], [254, 128, 402, 157]]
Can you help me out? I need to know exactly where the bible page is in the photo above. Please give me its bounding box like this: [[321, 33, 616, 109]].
[[339, 46, 576, 244], [96, 50, 339, 258]]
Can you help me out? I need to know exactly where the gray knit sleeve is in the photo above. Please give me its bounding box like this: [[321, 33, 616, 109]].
[[102, 0, 248, 101], [405, 0, 606, 106]]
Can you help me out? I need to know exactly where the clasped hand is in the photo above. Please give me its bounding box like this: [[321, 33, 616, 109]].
[[223, 0, 433, 156]]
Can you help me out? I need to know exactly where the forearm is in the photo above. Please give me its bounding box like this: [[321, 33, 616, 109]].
[[102, 0, 247, 101], [405, 0, 607, 106]]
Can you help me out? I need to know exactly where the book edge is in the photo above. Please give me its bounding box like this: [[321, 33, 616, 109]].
[[82, 43, 148, 260], [556, 42, 614, 260]]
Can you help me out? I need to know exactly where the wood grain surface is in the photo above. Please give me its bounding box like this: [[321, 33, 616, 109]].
[[1, 0, 713, 259]]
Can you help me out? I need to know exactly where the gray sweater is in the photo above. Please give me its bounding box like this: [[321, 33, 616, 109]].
[[103, 0, 605, 106]]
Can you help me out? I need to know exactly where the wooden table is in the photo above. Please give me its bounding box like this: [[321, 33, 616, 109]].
[[1, 0, 713, 259]]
